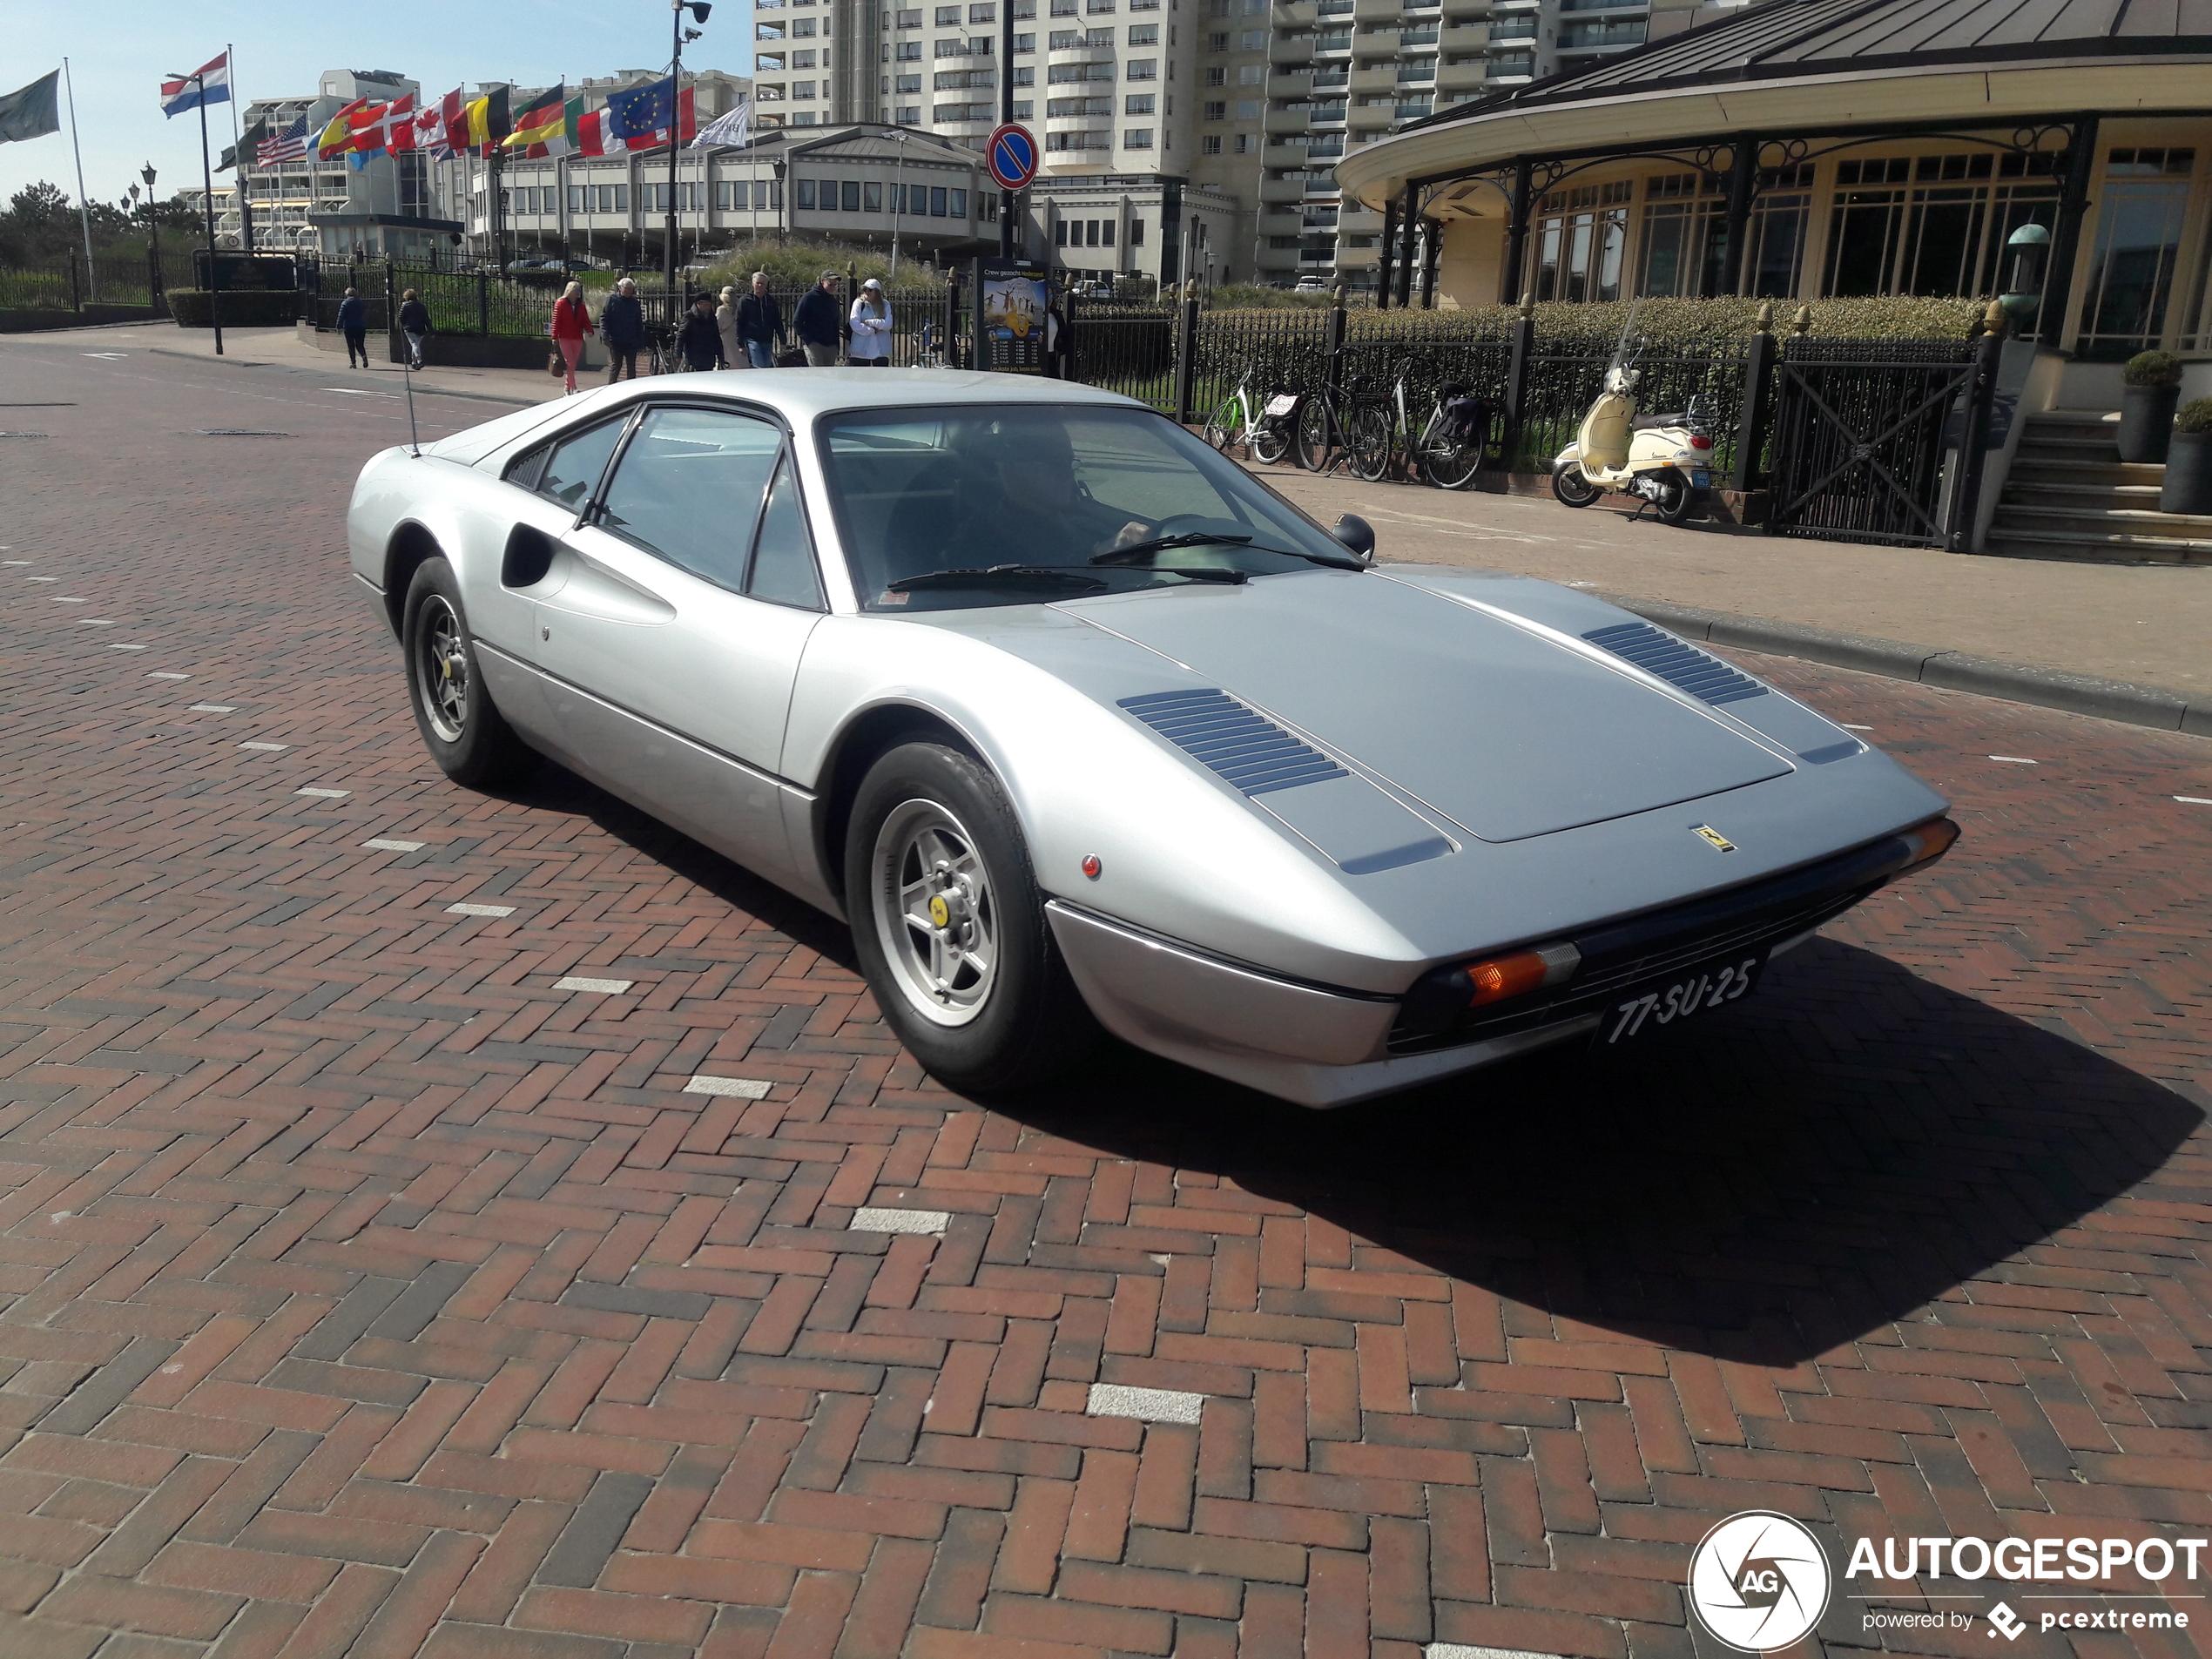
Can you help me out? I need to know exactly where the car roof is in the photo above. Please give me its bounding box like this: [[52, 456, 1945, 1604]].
[[621, 368, 1146, 423]]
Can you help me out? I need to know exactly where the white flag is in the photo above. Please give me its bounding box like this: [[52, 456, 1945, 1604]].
[[691, 98, 751, 151]]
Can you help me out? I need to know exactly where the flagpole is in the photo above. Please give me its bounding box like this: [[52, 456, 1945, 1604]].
[[198, 79, 225, 355], [62, 60, 97, 302], [229, 44, 255, 253]]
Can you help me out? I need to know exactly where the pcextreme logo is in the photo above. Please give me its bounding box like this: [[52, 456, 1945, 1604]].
[[1687, 1513, 2206, 1649]]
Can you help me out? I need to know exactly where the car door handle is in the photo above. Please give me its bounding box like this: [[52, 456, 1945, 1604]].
[[534, 543, 677, 626]]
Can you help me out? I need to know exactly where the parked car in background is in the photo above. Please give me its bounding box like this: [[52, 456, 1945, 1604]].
[[347, 371, 1958, 1106]]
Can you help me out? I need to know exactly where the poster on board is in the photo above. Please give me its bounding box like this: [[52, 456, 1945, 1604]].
[[974, 258, 1050, 374]]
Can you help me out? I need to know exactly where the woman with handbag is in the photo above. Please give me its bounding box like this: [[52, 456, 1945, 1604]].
[[550, 281, 592, 395]]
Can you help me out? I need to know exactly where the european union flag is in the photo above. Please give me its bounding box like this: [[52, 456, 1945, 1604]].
[[606, 77, 675, 140]]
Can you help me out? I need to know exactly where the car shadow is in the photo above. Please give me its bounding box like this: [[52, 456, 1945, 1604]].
[[1002, 937, 2201, 1369]]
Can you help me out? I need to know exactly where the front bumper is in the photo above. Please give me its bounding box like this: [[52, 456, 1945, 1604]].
[[1046, 819, 1955, 1109]]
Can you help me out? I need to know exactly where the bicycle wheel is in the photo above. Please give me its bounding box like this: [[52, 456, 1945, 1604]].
[[1295, 396, 1334, 472], [1203, 397, 1244, 460], [1346, 404, 1394, 482], [1251, 416, 1291, 466], [1425, 436, 1482, 490]]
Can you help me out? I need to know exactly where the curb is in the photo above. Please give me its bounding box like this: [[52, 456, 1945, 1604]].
[[1610, 595, 2212, 738], [145, 347, 536, 409]]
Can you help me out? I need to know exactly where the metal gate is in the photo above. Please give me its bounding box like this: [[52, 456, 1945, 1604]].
[[1765, 336, 1993, 549]]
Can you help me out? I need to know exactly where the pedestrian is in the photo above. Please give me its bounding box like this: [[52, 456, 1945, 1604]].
[[716, 285, 745, 370], [599, 277, 645, 383], [336, 287, 369, 368], [847, 278, 893, 366], [550, 280, 592, 395], [793, 270, 843, 367], [396, 288, 431, 370], [1043, 288, 1072, 380], [736, 271, 783, 368], [676, 291, 727, 372]]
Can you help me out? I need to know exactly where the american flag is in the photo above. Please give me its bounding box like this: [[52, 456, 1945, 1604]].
[[257, 111, 309, 165]]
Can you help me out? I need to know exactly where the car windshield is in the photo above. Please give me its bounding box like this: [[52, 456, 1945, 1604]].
[[816, 403, 1359, 611]]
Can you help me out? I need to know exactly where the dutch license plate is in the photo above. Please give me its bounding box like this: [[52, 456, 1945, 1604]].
[[1592, 950, 1764, 1050], [1690, 469, 1711, 488]]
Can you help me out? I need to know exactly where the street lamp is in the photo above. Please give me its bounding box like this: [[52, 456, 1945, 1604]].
[[666, 0, 713, 293], [141, 163, 164, 300]]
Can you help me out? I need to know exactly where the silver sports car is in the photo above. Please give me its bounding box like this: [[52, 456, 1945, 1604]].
[[347, 369, 1957, 1106]]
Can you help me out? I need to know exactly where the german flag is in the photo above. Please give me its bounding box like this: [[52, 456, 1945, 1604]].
[[502, 84, 565, 156]]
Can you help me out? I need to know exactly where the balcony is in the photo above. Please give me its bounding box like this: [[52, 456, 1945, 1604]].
[[1271, 70, 1314, 96], [1397, 60, 1437, 82], [1274, 0, 1319, 21], [1310, 68, 1350, 88], [1338, 204, 1381, 232], [1558, 19, 1645, 46], [1260, 177, 1306, 203], [1353, 0, 1402, 17], [1440, 22, 1487, 46], [1263, 141, 1312, 166], [1486, 17, 1536, 40], [1347, 102, 1393, 126], [1259, 209, 1303, 235], [1256, 244, 1301, 270], [1486, 59, 1534, 79], [1269, 34, 1315, 64], [1435, 59, 1487, 89], [1313, 30, 1353, 51], [1266, 106, 1312, 134], [1348, 64, 1397, 91]]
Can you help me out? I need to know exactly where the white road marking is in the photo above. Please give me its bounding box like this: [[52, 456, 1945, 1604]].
[[555, 976, 633, 995], [444, 902, 515, 917], [106, 644, 146, 651], [1, 560, 28, 566], [323, 388, 399, 399], [2178, 796, 2212, 806], [1087, 1383, 1204, 1425], [850, 1207, 950, 1235], [24, 576, 57, 583], [190, 704, 236, 713], [1841, 723, 1872, 730], [362, 839, 425, 852], [51, 597, 85, 604], [148, 671, 190, 679], [1426, 1646, 1562, 1659], [1988, 755, 2038, 765], [81, 353, 125, 360], [78, 620, 114, 627], [295, 787, 349, 799], [238, 741, 288, 752], [685, 1075, 772, 1099]]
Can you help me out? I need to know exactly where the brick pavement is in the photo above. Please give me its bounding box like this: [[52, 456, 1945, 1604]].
[[0, 341, 2209, 1658]]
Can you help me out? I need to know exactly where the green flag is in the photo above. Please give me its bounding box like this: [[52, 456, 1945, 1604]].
[[0, 70, 61, 145]]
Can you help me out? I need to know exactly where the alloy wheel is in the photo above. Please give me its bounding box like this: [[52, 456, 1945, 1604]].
[[871, 799, 1000, 1027], [416, 596, 469, 743]]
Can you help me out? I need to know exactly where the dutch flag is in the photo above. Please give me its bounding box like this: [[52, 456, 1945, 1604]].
[[160, 53, 232, 118]]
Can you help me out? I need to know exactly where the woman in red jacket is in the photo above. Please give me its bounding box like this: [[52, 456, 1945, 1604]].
[[551, 281, 592, 395]]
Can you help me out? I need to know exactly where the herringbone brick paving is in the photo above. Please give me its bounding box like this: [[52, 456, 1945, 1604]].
[[0, 341, 2208, 1659]]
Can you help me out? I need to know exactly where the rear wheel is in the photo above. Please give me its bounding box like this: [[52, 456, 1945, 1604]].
[[1551, 462, 1602, 508], [1347, 404, 1394, 482], [1203, 397, 1244, 460], [1295, 396, 1335, 472], [1653, 470, 1696, 525], [401, 556, 536, 788], [1425, 438, 1482, 490], [1251, 416, 1291, 466], [846, 742, 1098, 1094]]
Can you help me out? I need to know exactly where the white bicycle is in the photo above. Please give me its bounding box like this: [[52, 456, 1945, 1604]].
[[1203, 373, 1296, 466]]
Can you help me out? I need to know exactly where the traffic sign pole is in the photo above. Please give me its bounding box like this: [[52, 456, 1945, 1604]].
[[999, 0, 1015, 256]]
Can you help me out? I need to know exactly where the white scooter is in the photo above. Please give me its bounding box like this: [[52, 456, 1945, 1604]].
[[1550, 333, 1715, 526]]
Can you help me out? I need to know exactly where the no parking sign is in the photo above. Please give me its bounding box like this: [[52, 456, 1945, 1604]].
[[987, 124, 1038, 192]]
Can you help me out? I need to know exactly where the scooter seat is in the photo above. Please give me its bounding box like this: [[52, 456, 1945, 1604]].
[[1630, 412, 1686, 430]]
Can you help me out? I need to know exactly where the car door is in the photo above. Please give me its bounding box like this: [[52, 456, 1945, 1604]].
[[524, 403, 826, 885]]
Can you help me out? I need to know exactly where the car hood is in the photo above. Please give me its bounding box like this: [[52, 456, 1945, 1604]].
[[1055, 570, 1792, 843]]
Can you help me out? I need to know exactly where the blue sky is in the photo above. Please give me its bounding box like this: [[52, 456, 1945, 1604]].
[[2, 1, 753, 212]]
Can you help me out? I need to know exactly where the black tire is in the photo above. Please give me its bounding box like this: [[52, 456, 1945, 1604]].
[[1654, 471, 1696, 525], [1295, 396, 1335, 472], [1425, 439, 1481, 490], [1551, 462, 1602, 508], [1347, 403, 1393, 482], [845, 741, 1099, 1093], [1202, 399, 1242, 459], [401, 556, 536, 788]]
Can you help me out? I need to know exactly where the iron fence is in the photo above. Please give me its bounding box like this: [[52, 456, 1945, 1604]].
[[1512, 349, 1756, 476], [1068, 303, 1176, 409], [1188, 309, 1333, 422], [0, 250, 194, 311]]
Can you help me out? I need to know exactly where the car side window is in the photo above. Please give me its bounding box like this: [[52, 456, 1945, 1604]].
[[597, 408, 782, 591], [745, 454, 824, 610], [505, 442, 551, 491], [536, 418, 630, 513]]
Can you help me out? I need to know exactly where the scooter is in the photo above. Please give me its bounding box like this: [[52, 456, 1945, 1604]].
[[1550, 322, 1715, 525]]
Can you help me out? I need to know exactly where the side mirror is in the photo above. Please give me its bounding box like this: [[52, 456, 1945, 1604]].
[[1331, 513, 1375, 562]]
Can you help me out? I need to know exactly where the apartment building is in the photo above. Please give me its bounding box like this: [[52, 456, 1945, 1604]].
[[753, 0, 880, 128], [213, 71, 446, 258]]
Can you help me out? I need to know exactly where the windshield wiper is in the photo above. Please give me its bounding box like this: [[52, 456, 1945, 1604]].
[[1090, 532, 1365, 572], [888, 565, 1109, 593]]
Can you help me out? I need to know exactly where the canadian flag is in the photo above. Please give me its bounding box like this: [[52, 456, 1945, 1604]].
[[413, 101, 448, 158]]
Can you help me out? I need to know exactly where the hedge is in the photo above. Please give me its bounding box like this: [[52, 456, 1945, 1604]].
[[167, 289, 299, 327], [1207, 293, 1993, 348]]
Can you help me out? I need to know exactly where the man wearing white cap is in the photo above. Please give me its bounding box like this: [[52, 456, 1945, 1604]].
[[848, 278, 893, 367]]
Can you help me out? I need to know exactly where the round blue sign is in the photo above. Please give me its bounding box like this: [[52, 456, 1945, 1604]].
[[988, 124, 1038, 191]]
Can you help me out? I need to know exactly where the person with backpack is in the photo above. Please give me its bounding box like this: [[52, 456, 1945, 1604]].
[[792, 271, 842, 367], [550, 281, 592, 395]]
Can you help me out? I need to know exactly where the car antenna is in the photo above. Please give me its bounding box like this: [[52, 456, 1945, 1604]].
[[401, 341, 421, 457]]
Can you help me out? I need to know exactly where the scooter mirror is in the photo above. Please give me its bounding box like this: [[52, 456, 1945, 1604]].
[[1331, 514, 1376, 561]]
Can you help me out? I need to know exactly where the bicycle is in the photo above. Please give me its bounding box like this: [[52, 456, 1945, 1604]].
[[1202, 374, 1295, 466], [1346, 376, 1502, 488], [643, 323, 673, 376], [1294, 376, 1357, 474]]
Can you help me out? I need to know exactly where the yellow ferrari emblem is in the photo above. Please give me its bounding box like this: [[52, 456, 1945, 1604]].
[[928, 894, 951, 927], [1692, 825, 1737, 853]]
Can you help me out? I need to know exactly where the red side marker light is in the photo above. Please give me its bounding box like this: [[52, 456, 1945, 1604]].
[[1081, 854, 1103, 880]]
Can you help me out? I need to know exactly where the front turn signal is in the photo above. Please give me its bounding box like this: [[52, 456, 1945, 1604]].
[[1896, 817, 1960, 872], [1465, 941, 1581, 1007]]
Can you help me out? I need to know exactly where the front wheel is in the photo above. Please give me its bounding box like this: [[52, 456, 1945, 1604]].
[[1251, 419, 1291, 467], [1346, 405, 1394, 482], [846, 742, 1099, 1093], [1295, 397, 1335, 472], [1551, 462, 1602, 508], [401, 556, 536, 788], [1203, 399, 1244, 460]]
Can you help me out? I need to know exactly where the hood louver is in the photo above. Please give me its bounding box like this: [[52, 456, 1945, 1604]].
[[1118, 689, 1347, 796], [1581, 621, 1769, 706]]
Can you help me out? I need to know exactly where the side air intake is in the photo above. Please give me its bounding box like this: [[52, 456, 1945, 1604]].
[[1581, 621, 1769, 705], [1118, 689, 1348, 796]]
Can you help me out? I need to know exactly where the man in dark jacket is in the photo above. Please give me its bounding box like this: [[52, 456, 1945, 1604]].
[[396, 289, 432, 369], [792, 271, 842, 367], [336, 287, 369, 368], [675, 292, 726, 372], [599, 278, 645, 381], [735, 271, 782, 368]]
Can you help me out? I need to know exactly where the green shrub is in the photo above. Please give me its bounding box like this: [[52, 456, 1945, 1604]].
[[2176, 397, 2212, 435], [1205, 283, 1334, 310], [1203, 293, 1990, 347], [2124, 349, 2183, 387], [166, 288, 297, 327], [696, 237, 947, 293]]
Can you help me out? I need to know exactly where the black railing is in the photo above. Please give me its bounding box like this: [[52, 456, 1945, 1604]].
[[1513, 349, 1755, 476], [0, 249, 195, 311]]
